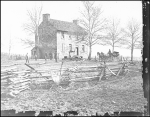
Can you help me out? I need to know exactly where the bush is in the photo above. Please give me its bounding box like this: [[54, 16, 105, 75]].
[[1, 52, 9, 60], [1, 53, 25, 60]]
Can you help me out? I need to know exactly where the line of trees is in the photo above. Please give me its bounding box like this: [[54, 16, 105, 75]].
[[100, 19, 123, 53], [79, 1, 142, 61], [22, 1, 142, 61], [121, 19, 142, 61], [78, 1, 108, 60]]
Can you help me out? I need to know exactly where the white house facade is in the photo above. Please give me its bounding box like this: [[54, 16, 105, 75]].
[[57, 31, 88, 59]]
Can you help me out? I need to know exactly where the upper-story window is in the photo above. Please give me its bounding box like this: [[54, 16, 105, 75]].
[[61, 32, 65, 39], [82, 45, 85, 52], [69, 35, 72, 40]]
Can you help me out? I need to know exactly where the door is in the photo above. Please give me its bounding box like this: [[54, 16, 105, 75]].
[[76, 47, 79, 56]]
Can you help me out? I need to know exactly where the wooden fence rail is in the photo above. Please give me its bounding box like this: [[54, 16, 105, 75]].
[[1, 62, 127, 97]]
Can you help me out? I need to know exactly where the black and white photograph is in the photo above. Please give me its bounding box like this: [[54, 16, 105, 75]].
[[1, 1, 148, 116]]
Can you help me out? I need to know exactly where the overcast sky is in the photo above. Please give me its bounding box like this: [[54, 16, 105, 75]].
[[1, 1, 142, 58]]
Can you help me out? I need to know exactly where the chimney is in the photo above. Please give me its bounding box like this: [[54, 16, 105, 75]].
[[43, 14, 50, 22], [73, 20, 78, 25]]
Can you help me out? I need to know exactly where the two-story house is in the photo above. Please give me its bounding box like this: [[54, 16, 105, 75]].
[[31, 14, 88, 60]]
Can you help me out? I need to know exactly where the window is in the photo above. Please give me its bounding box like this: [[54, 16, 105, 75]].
[[69, 35, 72, 40], [69, 44, 72, 51], [61, 32, 64, 39], [82, 45, 85, 52]]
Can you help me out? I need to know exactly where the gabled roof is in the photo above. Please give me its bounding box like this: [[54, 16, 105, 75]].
[[31, 46, 56, 52], [31, 46, 38, 51], [40, 19, 87, 35]]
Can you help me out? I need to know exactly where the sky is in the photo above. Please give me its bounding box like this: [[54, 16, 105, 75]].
[[1, 1, 142, 58]]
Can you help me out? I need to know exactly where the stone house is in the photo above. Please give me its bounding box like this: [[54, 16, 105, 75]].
[[31, 14, 88, 60]]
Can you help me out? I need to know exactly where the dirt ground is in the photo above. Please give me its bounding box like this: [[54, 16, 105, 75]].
[[1, 59, 147, 116]]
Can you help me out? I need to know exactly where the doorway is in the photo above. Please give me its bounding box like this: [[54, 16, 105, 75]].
[[76, 47, 79, 56]]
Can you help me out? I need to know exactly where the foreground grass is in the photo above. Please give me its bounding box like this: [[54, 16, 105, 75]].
[[1, 59, 146, 115], [1, 71, 146, 115]]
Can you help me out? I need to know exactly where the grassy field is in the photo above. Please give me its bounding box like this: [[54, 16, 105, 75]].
[[1, 59, 146, 116]]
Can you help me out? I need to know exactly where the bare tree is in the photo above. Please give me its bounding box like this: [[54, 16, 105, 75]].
[[21, 38, 35, 48], [8, 37, 12, 59], [121, 19, 142, 61], [78, 1, 107, 60], [22, 4, 43, 48], [8, 30, 13, 59], [101, 19, 123, 52]]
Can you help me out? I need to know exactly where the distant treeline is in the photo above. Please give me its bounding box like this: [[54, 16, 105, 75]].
[[1, 52, 26, 60]]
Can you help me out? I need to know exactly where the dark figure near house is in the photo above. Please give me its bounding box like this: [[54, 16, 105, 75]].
[[49, 53, 53, 60], [69, 51, 71, 58], [34, 51, 37, 61], [97, 52, 100, 62], [54, 52, 57, 62], [35, 54, 37, 61], [101, 52, 105, 62], [108, 49, 112, 57], [45, 53, 47, 61], [25, 53, 29, 64], [108, 49, 112, 61]]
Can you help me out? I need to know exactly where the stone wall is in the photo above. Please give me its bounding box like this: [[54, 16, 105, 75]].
[[37, 22, 57, 59]]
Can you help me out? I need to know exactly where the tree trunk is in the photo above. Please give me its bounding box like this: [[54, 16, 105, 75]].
[[131, 47, 134, 61], [9, 45, 11, 58], [8, 36, 12, 59], [35, 34, 38, 46], [131, 36, 134, 62], [112, 44, 114, 61], [88, 46, 92, 60], [112, 44, 114, 53]]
